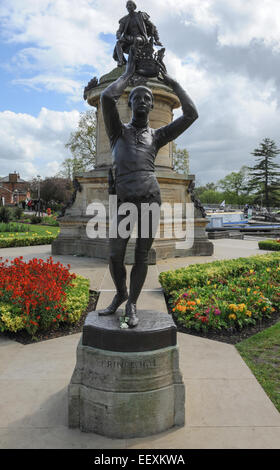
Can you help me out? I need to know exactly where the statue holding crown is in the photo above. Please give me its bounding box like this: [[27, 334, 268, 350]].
[[113, 0, 166, 78]]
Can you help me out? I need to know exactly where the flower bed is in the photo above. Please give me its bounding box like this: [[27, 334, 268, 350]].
[[0, 256, 90, 337], [259, 239, 280, 251], [0, 224, 59, 247], [159, 253, 280, 333]]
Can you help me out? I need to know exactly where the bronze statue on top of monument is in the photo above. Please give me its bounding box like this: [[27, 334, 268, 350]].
[[113, 0, 166, 79]]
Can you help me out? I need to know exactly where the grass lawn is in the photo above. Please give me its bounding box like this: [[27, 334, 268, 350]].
[[236, 322, 280, 412], [0, 223, 60, 247]]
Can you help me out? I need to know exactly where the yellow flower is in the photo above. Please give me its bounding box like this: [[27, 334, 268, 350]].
[[238, 303, 246, 311], [245, 310, 252, 317], [228, 314, 236, 320], [249, 269, 254, 274], [196, 299, 201, 305], [247, 288, 251, 293], [267, 268, 271, 272], [207, 280, 211, 285]]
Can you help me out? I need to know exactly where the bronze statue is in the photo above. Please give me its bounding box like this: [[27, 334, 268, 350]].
[[113, 1, 162, 67], [99, 49, 198, 327]]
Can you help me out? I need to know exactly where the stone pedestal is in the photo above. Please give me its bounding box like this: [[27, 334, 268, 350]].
[[52, 66, 213, 262], [68, 310, 185, 438]]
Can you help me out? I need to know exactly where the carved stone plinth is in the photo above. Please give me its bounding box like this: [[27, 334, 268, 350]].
[[68, 310, 185, 438]]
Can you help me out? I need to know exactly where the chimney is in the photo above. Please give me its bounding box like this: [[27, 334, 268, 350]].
[[9, 172, 18, 183]]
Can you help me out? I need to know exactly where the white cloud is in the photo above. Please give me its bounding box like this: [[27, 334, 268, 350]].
[[0, 107, 80, 179], [12, 75, 83, 102]]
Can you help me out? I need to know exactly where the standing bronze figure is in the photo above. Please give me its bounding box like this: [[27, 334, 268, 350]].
[[99, 48, 198, 328]]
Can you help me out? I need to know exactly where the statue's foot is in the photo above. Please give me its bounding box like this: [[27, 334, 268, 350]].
[[125, 302, 139, 328], [98, 291, 128, 316]]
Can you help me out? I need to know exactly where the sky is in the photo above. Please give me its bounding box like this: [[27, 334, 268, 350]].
[[0, 0, 280, 185]]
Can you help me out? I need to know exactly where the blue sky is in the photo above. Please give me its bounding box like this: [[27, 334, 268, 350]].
[[0, 0, 280, 184]]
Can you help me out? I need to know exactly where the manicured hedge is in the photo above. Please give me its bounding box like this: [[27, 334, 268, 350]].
[[0, 234, 57, 248], [259, 239, 280, 251]]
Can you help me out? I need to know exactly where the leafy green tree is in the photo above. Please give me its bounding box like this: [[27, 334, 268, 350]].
[[60, 110, 96, 178], [198, 189, 225, 204], [194, 182, 217, 199], [247, 138, 280, 208], [59, 157, 87, 180], [218, 166, 249, 197], [172, 142, 189, 175]]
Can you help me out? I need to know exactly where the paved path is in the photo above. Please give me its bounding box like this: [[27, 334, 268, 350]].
[[0, 240, 280, 449]]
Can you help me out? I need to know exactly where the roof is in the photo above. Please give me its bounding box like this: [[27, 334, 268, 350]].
[[0, 175, 27, 183]]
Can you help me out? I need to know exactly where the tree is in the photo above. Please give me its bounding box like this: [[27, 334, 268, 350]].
[[194, 182, 217, 199], [60, 110, 96, 178], [247, 138, 280, 208], [59, 157, 87, 180], [218, 166, 249, 197], [172, 142, 189, 175], [38, 177, 73, 207], [198, 189, 225, 204]]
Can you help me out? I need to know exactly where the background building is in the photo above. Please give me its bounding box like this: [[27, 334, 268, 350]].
[[0, 172, 29, 205]]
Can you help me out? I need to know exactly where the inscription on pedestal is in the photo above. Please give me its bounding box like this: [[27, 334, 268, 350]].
[[96, 358, 157, 369]]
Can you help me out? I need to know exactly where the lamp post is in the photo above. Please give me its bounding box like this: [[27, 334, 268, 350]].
[[37, 175, 41, 216]]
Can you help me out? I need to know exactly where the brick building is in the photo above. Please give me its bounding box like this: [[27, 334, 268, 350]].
[[0, 172, 29, 205]]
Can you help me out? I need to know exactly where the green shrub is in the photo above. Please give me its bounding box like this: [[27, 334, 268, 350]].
[[65, 276, 90, 324], [259, 240, 280, 251], [42, 216, 59, 226], [30, 215, 42, 224], [14, 207, 23, 220], [0, 207, 11, 223]]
